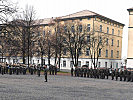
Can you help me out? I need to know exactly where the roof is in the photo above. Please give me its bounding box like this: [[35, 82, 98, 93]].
[[59, 10, 97, 19], [35, 10, 124, 26], [34, 18, 55, 25], [127, 7, 133, 11]]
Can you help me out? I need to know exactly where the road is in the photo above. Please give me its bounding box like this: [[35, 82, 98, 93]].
[[0, 74, 133, 100]]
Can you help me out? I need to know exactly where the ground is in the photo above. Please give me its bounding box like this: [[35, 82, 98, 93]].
[[0, 74, 133, 100]]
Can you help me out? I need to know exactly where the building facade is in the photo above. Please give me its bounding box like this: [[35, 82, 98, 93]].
[[127, 8, 133, 68], [1, 10, 124, 69]]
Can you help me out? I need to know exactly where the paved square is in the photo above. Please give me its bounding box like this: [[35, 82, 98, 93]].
[[0, 74, 133, 100]]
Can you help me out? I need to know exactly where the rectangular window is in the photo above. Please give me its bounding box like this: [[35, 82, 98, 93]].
[[111, 50, 113, 58], [87, 35, 90, 43], [71, 26, 75, 33], [116, 63, 118, 68], [112, 29, 114, 35], [87, 24, 90, 32], [100, 25, 102, 32], [99, 37, 102, 44], [106, 49, 108, 57], [43, 31, 45, 37], [64, 26, 67, 33], [86, 48, 90, 56], [117, 40, 119, 47], [98, 62, 101, 67], [118, 30, 120, 36], [86, 61, 89, 67], [88, 17, 91, 20], [63, 48, 66, 55], [106, 38, 108, 45], [63, 60, 66, 67], [70, 61, 74, 68], [117, 51, 119, 58], [99, 48, 101, 57], [78, 61, 81, 67], [107, 27, 109, 34], [79, 25, 82, 32], [38, 32, 40, 36], [111, 39, 114, 46], [105, 62, 107, 68]]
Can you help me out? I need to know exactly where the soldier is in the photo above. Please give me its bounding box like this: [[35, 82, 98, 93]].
[[119, 69, 123, 81], [127, 70, 131, 82], [84, 67, 87, 77], [52, 65, 55, 75], [74, 66, 77, 77], [106, 68, 110, 79], [90, 67, 93, 78], [115, 69, 119, 81], [37, 65, 41, 77], [71, 67, 74, 76], [1, 65, 4, 75], [87, 67, 90, 78], [123, 68, 127, 81], [131, 71, 133, 82], [9, 64, 12, 75], [49, 65, 52, 75], [80, 67, 83, 77], [55, 66, 57, 75], [0, 63, 1, 74], [111, 68, 115, 80], [44, 65, 48, 82]]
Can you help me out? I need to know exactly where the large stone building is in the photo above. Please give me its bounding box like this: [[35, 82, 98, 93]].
[[127, 8, 133, 68], [1, 10, 124, 69]]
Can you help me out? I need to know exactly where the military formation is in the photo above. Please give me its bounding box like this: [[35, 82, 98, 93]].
[[0, 63, 58, 82], [71, 65, 133, 82]]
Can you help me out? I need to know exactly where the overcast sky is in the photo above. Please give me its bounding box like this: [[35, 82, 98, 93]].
[[12, 0, 133, 59]]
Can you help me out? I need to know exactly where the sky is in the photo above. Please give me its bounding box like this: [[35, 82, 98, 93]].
[[12, 0, 133, 59]]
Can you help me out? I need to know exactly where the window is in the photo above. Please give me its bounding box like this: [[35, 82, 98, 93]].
[[64, 26, 67, 33], [63, 48, 67, 55], [111, 50, 113, 58], [86, 48, 90, 56], [70, 61, 74, 68], [100, 25, 102, 32], [99, 37, 102, 44], [111, 39, 114, 46], [43, 31, 45, 37], [87, 24, 90, 32], [88, 17, 90, 20], [78, 48, 82, 55], [71, 26, 75, 33], [99, 48, 101, 57], [80, 18, 82, 21], [116, 63, 118, 68], [117, 51, 119, 58], [38, 32, 40, 36], [106, 38, 108, 45], [105, 62, 107, 68], [86, 61, 89, 67], [98, 62, 101, 67], [117, 40, 119, 47], [63, 60, 66, 67], [107, 27, 109, 34], [106, 49, 108, 57], [118, 30, 120, 36], [78, 61, 81, 67], [38, 60, 39, 64], [79, 25, 82, 32], [112, 29, 114, 35], [87, 35, 90, 43]]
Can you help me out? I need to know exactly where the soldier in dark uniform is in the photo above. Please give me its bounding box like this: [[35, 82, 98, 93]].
[[0, 64, 1, 74], [74, 66, 77, 77], [87, 68, 90, 78], [84, 67, 87, 77], [131, 71, 133, 82], [49, 65, 52, 75], [123, 68, 127, 81], [119, 69, 123, 81], [55, 66, 57, 75], [106, 68, 110, 79], [9, 64, 12, 75], [52, 65, 55, 75], [80, 67, 83, 77], [90, 67, 93, 78], [44, 65, 48, 82], [1, 65, 4, 75], [127, 70, 131, 82], [111, 68, 115, 80], [115, 69, 119, 81], [71, 67, 74, 76], [37, 65, 41, 77]]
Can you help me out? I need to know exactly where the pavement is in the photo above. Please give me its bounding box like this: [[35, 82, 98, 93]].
[[0, 74, 133, 100]]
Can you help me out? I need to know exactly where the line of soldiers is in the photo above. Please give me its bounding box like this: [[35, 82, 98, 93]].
[[49, 65, 58, 75], [71, 66, 133, 82]]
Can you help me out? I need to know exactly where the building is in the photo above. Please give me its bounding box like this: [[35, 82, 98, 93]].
[[127, 8, 133, 68], [0, 10, 124, 69]]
